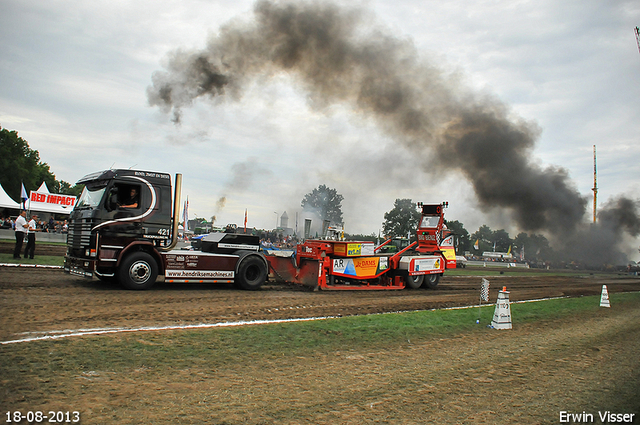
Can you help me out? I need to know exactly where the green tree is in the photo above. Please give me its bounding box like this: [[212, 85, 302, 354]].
[[0, 126, 74, 199], [382, 199, 421, 238], [301, 185, 344, 225], [513, 232, 553, 262], [492, 229, 512, 252], [470, 225, 493, 252], [59, 180, 84, 197]]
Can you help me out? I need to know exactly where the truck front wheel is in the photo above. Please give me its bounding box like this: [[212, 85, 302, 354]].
[[118, 252, 158, 290], [235, 256, 267, 290]]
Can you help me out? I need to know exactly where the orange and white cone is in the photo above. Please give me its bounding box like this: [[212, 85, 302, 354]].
[[491, 286, 512, 329], [600, 285, 610, 308]]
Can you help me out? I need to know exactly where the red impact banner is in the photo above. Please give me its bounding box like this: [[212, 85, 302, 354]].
[[30, 191, 76, 206]]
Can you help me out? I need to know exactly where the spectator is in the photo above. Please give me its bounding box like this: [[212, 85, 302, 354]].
[[13, 210, 28, 259], [24, 214, 38, 259]]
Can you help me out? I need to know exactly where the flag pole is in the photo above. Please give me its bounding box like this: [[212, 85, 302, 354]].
[[21, 182, 28, 211]]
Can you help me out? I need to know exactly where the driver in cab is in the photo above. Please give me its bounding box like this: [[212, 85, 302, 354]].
[[119, 188, 139, 208]]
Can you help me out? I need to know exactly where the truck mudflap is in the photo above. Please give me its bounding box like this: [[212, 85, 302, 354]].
[[64, 256, 95, 278]]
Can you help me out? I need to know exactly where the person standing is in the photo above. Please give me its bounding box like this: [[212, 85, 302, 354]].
[[24, 213, 38, 259], [13, 210, 28, 259]]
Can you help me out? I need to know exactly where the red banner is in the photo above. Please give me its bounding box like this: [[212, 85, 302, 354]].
[[30, 191, 76, 206]]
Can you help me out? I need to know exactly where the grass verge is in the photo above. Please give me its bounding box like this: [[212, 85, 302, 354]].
[[0, 253, 63, 266], [2, 292, 638, 370]]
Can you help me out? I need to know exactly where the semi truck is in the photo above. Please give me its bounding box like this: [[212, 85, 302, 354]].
[[64, 169, 454, 291], [64, 169, 268, 290]]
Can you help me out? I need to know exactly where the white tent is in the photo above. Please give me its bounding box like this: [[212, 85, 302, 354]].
[[37, 182, 50, 193], [0, 183, 21, 209]]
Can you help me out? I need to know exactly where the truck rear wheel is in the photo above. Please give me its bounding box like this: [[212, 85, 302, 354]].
[[423, 273, 441, 289], [118, 252, 158, 290], [235, 256, 267, 290], [404, 274, 424, 289]]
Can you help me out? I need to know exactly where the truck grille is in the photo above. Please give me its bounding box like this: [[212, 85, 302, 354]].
[[67, 219, 92, 249]]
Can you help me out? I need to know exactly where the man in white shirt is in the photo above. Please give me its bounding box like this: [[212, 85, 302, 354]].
[[24, 213, 38, 259], [13, 210, 28, 259]]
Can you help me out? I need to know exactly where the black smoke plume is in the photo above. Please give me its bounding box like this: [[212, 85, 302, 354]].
[[565, 197, 640, 266], [148, 0, 639, 265]]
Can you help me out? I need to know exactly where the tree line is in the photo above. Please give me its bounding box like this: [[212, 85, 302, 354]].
[[0, 126, 82, 201]]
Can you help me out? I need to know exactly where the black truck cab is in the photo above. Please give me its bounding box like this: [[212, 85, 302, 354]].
[[65, 170, 176, 283], [64, 169, 268, 291]]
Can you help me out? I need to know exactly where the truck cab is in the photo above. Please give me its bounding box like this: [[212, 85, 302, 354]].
[[65, 170, 177, 285], [65, 169, 268, 291]]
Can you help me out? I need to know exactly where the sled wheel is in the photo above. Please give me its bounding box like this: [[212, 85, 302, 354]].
[[235, 256, 267, 290], [118, 252, 158, 290], [423, 273, 441, 289], [404, 274, 424, 289]]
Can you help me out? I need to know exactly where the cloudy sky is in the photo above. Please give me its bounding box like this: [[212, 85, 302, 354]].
[[1, 0, 639, 239]]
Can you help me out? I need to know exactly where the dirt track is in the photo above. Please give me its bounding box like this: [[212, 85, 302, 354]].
[[1, 266, 638, 343], [2, 265, 640, 424]]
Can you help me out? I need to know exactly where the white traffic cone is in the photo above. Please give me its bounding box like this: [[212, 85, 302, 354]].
[[491, 286, 512, 329], [600, 285, 610, 308]]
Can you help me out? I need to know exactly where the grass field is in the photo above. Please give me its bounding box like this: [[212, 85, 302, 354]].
[[3, 293, 636, 361], [0, 253, 63, 266], [1, 292, 639, 424], [0, 239, 65, 266]]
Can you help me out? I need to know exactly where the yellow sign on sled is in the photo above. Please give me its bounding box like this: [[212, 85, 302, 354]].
[[332, 256, 389, 278]]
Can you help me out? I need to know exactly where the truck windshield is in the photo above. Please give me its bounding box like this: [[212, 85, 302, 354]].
[[420, 216, 440, 228], [76, 184, 107, 209]]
